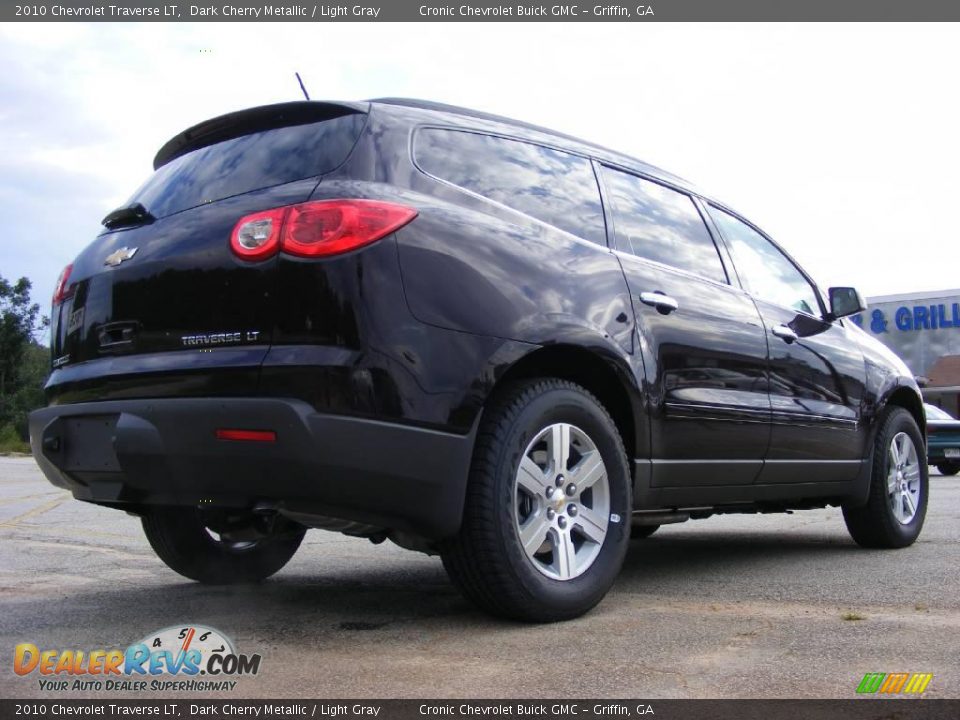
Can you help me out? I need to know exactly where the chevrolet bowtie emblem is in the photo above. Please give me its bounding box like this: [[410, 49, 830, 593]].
[[104, 247, 138, 267]]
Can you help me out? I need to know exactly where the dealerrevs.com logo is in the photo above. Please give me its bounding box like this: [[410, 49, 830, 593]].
[[14, 625, 261, 692]]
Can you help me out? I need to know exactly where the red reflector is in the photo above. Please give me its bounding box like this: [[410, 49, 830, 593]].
[[53, 263, 74, 305], [229, 200, 417, 261], [215, 429, 277, 443]]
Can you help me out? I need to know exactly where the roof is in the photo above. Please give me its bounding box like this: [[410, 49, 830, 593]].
[[926, 355, 960, 388]]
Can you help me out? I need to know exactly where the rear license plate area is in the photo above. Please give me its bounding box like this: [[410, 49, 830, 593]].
[[62, 415, 121, 472]]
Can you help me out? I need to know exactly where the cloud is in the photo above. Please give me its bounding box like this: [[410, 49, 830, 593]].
[[1, 22, 958, 312]]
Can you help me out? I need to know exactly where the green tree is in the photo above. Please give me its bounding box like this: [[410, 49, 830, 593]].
[[0, 275, 49, 449]]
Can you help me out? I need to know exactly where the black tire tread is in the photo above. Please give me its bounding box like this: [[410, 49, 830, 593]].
[[143, 508, 305, 584], [843, 406, 926, 549]]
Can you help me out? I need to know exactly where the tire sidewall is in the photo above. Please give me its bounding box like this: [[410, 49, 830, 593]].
[[491, 386, 631, 615]]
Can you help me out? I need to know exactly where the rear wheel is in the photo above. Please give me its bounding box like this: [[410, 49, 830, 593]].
[[936, 462, 960, 476], [142, 507, 305, 584], [441, 379, 632, 622], [843, 407, 927, 548]]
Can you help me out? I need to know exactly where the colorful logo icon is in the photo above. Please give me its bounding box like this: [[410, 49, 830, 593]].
[[13, 624, 261, 691], [856, 672, 932, 695]]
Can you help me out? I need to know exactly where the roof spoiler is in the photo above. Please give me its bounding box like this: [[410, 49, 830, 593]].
[[153, 100, 369, 170]]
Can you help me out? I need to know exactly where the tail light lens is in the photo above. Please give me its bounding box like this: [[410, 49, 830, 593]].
[[230, 199, 417, 261], [53, 263, 74, 305], [230, 207, 285, 261]]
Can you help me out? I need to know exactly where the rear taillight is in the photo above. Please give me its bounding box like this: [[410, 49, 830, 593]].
[[53, 263, 74, 305], [230, 199, 417, 261]]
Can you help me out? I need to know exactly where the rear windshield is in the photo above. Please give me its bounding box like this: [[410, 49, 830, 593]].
[[127, 113, 366, 218]]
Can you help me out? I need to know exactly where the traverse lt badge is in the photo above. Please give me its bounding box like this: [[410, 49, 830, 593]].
[[104, 246, 138, 267]]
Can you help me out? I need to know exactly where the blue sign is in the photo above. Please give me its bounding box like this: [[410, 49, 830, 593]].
[[852, 303, 960, 333]]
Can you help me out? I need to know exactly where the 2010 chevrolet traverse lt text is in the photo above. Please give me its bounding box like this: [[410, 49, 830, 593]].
[[30, 99, 927, 621]]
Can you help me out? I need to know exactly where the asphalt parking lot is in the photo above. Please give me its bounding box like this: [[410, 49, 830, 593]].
[[1, 456, 958, 699]]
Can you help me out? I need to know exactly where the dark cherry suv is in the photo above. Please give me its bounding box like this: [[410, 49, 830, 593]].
[[30, 99, 927, 621]]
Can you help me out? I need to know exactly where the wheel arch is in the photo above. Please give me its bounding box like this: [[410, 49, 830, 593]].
[[490, 343, 644, 462], [882, 384, 926, 439]]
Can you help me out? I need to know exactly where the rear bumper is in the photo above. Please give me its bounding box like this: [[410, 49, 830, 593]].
[[29, 398, 475, 539]]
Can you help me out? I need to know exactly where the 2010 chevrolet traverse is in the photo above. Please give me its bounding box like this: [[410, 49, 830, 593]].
[[30, 99, 927, 621]]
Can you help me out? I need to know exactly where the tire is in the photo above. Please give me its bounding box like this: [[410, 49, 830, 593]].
[[631, 524, 660, 539], [843, 407, 928, 549], [142, 507, 305, 584], [935, 462, 960, 476], [441, 379, 632, 622]]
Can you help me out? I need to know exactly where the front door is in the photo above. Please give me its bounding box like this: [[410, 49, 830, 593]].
[[705, 205, 868, 484]]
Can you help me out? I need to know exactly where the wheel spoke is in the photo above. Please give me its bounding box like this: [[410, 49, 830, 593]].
[[889, 440, 902, 469], [903, 464, 921, 483], [552, 529, 576, 580], [519, 513, 550, 554], [892, 493, 905, 523], [573, 451, 605, 493], [574, 505, 608, 545], [903, 490, 917, 519], [550, 424, 571, 474], [517, 456, 550, 496]]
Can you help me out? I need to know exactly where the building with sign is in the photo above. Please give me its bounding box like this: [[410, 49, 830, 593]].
[[851, 289, 960, 417]]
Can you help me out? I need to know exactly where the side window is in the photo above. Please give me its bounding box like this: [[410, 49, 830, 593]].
[[414, 129, 605, 244], [600, 166, 727, 284], [707, 206, 821, 316]]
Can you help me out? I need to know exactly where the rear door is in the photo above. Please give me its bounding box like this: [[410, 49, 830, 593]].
[[600, 166, 771, 487], [705, 205, 867, 483]]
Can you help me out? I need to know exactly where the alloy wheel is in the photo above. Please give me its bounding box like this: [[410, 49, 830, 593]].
[[888, 431, 921, 525], [513, 423, 610, 580]]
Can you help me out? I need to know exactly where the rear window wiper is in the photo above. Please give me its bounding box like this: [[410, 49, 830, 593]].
[[102, 202, 155, 230]]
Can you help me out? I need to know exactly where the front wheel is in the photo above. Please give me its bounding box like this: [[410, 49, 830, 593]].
[[935, 462, 960, 476], [142, 507, 305, 584], [441, 379, 632, 622], [843, 407, 928, 548]]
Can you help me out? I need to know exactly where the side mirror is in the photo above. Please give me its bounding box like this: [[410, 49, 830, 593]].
[[828, 286, 866, 319]]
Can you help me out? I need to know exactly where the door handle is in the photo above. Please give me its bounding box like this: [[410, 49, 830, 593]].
[[639, 291, 679, 315], [771, 324, 798, 343]]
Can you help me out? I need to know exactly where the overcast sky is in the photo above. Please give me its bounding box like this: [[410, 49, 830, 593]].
[[1, 22, 957, 316]]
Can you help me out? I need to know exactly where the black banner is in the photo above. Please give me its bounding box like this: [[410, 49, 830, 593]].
[[5, 0, 960, 22], [2, 700, 960, 720]]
